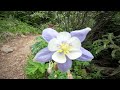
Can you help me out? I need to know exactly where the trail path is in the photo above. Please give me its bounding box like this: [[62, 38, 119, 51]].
[[0, 35, 38, 79]]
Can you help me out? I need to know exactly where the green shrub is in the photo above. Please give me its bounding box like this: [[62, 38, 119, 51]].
[[31, 36, 48, 55], [0, 16, 40, 35], [25, 55, 48, 79], [91, 33, 120, 60]]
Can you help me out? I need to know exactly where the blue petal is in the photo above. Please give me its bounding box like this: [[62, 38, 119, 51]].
[[57, 58, 72, 72], [77, 47, 94, 61], [42, 28, 59, 42], [34, 47, 54, 63], [70, 27, 91, 42]]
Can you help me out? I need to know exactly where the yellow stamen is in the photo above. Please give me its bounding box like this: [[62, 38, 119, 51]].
[[57, 43, 71, 55]]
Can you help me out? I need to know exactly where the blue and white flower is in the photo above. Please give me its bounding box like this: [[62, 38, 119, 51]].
[[34, 27, 94, 72]]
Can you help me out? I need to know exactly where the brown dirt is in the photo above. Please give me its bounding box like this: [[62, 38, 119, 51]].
[[0, 35, 39, 79]]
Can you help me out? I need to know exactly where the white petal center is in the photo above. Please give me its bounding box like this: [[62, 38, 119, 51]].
[[67, 37, 81, 51], [66, 50, 82, 60], [48, 38, 60, 51], [52, 52, 66, 63], [57, 32, 71, 42]]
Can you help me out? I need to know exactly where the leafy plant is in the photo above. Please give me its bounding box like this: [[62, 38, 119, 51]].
[[71, 60, 102, 79], [25, 55, 48, 79], [25, 36, 49, 79], [31, 36, 48, 55], [0, 16, 40, 35], [91, 33, 120, 60], [51, 11, 96, 32], [48, 70, 67, 79]]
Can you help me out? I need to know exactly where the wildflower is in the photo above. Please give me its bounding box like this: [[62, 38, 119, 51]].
[[34, 27, 94, 72]]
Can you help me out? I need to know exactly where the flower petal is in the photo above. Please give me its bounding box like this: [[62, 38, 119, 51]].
[[77, 47, 94, 61], [57, 58, 72, 72], [42, 28, 59, 42], [67, 37, 81, 51], [57, 32, 71, 42], [66, 50, 82, 60], [48, 38, 60, 51], [52, 52, 66, 63], [34, 47, 53, 63], [70, 27, 91, 42]]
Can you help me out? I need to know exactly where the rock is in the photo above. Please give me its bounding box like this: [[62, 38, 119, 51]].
[[21, 34, 27, 38], [1, 45, 13, 53], [12, 47, 17, 50]]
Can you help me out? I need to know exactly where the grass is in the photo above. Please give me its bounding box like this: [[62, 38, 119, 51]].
[[0, 16, 40, 43]]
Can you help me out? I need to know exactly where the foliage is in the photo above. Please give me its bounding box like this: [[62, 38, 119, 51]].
[[90, 33, 120, 78], [25, 55, 48, 79], [48, 70, 67, 79], [91, 33, 120, 60], [31, 36, 48, 55], [0, 16, 40, 34], [25, 56, 102, 79], [112, 12, 120, 25], [50, 11, 96, 32], [71, 60, 102, 79], [0, 11, 97, 32], [25, 36, 48, 79]]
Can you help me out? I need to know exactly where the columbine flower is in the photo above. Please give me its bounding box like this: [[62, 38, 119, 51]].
[[34, 27, 94, 72]]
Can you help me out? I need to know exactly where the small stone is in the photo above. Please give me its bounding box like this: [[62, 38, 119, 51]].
[[21, 34, 27, 38], [1, 45, 13, 53], [13, 77, 18, 79], [12, 47, 17, 50]]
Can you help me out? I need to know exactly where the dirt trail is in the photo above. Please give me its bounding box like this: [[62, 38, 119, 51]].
[[0, 35, 38, 79]]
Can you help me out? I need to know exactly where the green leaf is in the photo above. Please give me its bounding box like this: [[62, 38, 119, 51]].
[[28, 60, 40, 67], [79, 69, 87, 76], [45, 63, 49, 69], [38, 67, 45, 73], [26, 66, 38, 75], [109, 67, 120, 76], [96, 46, 106, 54], [82, 62, 90, 67], [111, 49, 118, 58]]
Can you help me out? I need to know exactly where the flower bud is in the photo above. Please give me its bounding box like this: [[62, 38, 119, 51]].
[[54, 74, 57, 78], [67, 73, 73, 79], [67, 70, 73, 79], [47, 67, 52, 74], [54, 62, 58, 71]]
